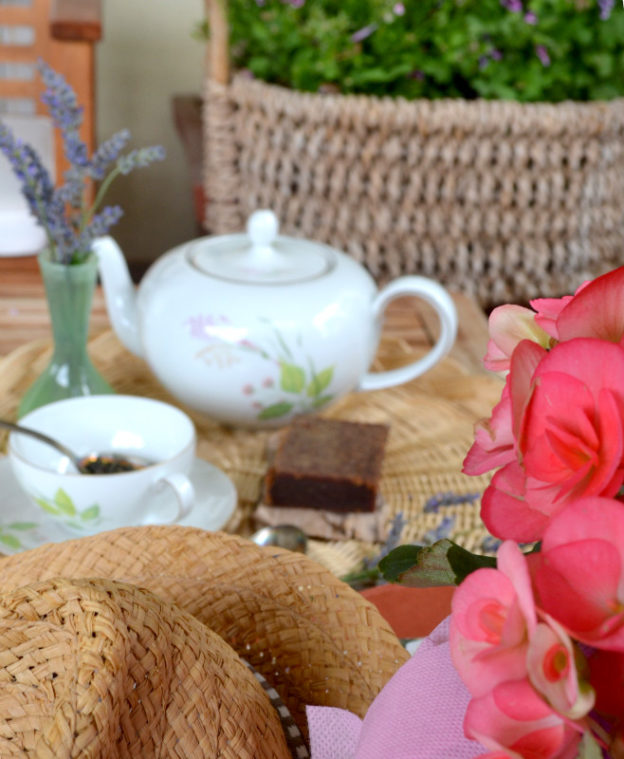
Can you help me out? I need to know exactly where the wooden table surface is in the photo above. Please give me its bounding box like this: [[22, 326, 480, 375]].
[[0, 255, 491, 373]]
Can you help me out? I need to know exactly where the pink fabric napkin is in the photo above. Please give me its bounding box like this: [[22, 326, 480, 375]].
[[307, 617, 485, 759]]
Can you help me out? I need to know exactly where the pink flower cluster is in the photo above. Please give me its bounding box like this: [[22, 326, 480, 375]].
[[453, 267, 624, 757], [464, 267, 624, 543]]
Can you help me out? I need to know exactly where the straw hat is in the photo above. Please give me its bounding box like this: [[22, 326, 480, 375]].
[[0, 576, 292, 758], [0, 526, 408, 755]]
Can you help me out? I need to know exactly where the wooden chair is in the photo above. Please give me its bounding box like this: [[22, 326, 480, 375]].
[[0, 0, 101, 255]]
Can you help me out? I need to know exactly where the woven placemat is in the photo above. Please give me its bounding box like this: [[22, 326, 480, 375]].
[[0, 330, 504, 575]]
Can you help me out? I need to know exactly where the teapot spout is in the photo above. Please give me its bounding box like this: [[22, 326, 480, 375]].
[[92, 236, 143, 358]]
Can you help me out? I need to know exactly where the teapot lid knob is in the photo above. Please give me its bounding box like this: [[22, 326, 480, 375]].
[[247, 210, 279, 248]]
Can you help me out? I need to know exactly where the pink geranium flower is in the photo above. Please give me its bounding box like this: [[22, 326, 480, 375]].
[[450, 542, 536, 697], [526, 614, 594, 720], [481, 267, 624, 374], [463, 381, 516, 475], [464, 679, 583, 759], [484, 305, 552, 372], [532, 497, 624, 651], [468, 338, 624, 542], [555, 266, 624, 345]]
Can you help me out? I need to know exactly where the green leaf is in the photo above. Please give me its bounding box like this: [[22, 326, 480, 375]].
[[80, 505, 100, 522], [258, 401, 294, 420], [307, 367, 334, 397], [0, 534, 21, 549], [7, 522, 37, 531], [53, 488, 77, 517], [35, 498, 61, 516], [379, 540, 496, 587], [279, 363, 305, 393], [575, 732, 603, 759]]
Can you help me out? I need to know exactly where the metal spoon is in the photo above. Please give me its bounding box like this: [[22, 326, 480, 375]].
[[0, 418, 149, 475], [251, 524, 309, 554]]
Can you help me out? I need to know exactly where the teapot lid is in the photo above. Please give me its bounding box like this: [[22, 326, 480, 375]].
[[187, 210, 336, 285]]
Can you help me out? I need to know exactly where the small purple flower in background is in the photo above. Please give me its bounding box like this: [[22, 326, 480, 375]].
[[500, 0, 523, 12], [524, 11, 537, 24], [282, 0, 305, 7], [351, 23, 378, 43], [535, 44, 550, 66], [409, 69, 425, 80], [479, 55, 490, 70], [490, 48, 503, 61], [0, 60, 165, 265], [599, 0, 614, 19], [393, 2, 405, 15]]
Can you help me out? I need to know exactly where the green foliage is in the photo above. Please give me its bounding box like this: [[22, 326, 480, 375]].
[[202, 0, 624, 102], [378, 539, 497, 587]]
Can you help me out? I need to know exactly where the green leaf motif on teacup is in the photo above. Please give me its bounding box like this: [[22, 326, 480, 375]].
[[0, 522, 37, 550], [34, 488, 101, 530]]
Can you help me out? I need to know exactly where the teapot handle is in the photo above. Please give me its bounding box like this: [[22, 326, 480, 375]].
[[357, 277, 458, 392]]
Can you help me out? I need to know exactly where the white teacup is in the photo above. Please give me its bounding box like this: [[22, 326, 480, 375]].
[[8, 395, 197, 535]]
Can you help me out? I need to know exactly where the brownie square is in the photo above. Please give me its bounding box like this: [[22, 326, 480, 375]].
[[264, 417, 389, 513]]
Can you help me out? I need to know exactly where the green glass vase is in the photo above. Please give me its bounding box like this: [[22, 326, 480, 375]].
[[18, 250, 114, 418]]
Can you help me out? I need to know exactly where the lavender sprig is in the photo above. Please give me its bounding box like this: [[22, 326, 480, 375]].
[[0, 61, 165, 264]]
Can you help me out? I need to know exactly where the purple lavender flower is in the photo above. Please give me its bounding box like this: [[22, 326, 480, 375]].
[[351, 23, 378, 43], [500, 0, 523, 11], [535, 44, 551, 66], [0, 62, 166, 265], [87, 205, 124, 237], [524, 11, 537, 24], [599, 0, 614, 19], [479, 55, 490, 69], [490, 48, 503, 61], [90, 129, 131, 180], [393, 2, 405, 15], [38, 60, 89, 169], [117, 146, 166, 175]]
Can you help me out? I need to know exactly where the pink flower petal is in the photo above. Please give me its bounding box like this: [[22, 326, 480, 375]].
[[463, 382, 515, 475], [556, 266, 624, 344], [481, 463, 550, 542], [484, 305, 551, 372], [530, 295, 575, 340], [465, 680, 581, 759]]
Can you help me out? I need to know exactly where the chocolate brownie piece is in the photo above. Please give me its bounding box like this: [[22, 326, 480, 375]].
[[264, 417, 389, 513]]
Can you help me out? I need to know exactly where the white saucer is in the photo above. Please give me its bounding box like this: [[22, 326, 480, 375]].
[[0, 456, 237, 555]]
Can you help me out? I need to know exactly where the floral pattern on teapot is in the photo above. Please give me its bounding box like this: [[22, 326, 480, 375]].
[[186, 313, 335, 420]]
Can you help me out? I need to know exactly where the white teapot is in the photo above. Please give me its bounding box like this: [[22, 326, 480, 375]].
[[94, 210, 457, 428]]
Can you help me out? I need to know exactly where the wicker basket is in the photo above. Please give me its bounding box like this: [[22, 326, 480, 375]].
[[202, 0, 624, 309]]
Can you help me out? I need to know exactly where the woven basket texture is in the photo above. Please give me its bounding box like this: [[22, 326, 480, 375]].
[[204, 75, 624, 308], [0, 575, 293, 758], [0, 526, 409, 747], [0, 331, 504, 574]]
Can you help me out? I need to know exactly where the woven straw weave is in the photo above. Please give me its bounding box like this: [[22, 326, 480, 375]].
[[0, 526, 409, 744], [0, 331, 504, 575], [0, 575, 293, 758], [204, 75, 624, 308]]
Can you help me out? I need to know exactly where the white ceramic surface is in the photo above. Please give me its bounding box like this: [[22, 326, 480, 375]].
[[0, 456, 237, 554], [94, 209, 458, 428], [9, 395, 200, 535]]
